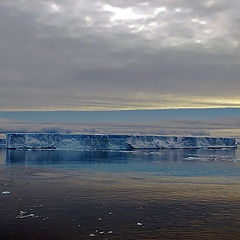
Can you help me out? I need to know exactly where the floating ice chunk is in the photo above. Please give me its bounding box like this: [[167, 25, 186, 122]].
[[16, 211, 38, 219], [2, 191, 10, 195], [137, 222, 143, 226], [184, 155, 240, 162], [108, 231, 113, 234], [16, 214, 34, 219], [89, 233, 95, 237], [184, 157, 198, 160]]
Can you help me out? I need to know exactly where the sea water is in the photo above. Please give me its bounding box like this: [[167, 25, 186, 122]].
[[1, 148, 240, 239]]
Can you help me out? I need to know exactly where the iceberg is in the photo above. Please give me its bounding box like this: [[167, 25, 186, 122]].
[[6, 133, 237, 150]]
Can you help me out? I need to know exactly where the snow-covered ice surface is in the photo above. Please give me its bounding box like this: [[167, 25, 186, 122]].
[[6, 133, 236, 150]]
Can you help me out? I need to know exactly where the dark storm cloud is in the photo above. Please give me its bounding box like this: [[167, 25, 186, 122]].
[[0, 0, 240, 110]]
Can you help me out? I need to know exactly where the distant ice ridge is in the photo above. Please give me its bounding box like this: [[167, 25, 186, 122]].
[[6, 133, 237, 150]]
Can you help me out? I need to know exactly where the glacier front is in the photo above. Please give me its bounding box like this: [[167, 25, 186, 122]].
[[6, 133, 237, 150]]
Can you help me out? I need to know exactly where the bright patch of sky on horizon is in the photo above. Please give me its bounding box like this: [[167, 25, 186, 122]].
[[0, 0, 240, 111]]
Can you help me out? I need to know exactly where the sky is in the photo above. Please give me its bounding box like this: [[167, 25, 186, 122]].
[[0, 0, 240, 136]]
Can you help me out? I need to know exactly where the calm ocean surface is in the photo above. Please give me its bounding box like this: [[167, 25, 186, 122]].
[[1, 148, 240, 239]]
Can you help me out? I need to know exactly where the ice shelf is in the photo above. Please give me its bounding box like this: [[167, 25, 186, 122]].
[[5, 133, 237, 150]]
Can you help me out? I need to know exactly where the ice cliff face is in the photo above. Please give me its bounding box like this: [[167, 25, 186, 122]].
[[0, 138, 6, 148], [6, 133, 236, 150]]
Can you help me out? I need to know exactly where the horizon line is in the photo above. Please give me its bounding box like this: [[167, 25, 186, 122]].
[[0, 107, 240, 112]]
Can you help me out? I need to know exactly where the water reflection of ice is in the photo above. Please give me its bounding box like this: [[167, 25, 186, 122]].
[[0, 148, 239, 177]]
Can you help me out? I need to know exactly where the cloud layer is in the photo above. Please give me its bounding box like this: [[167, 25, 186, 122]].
[[0, 0, 240, 110], [1, 116, 240, 138]]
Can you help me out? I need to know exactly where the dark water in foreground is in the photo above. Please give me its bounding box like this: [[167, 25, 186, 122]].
[[1, 149, 240, 239]]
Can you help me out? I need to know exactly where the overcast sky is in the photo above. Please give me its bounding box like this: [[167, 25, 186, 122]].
[[0, 0, 240, 111]]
